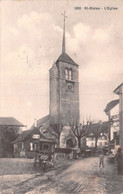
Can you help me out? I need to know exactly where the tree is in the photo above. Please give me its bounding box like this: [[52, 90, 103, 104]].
[[69, 121, 91, 148], [0, 126, 19, 157], [91, 121, 108, 149], [48, 123, 64, 147]]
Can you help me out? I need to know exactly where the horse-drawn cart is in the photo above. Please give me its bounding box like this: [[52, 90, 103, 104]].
[[33, 152, 55, 171], [33, 138, 55, 171]]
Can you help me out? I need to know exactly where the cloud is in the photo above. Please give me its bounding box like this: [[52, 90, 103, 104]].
[[1, 5, 123, 127], [53, 24, 62, 33], [73, 23, 91, 42], [93, 27, 111, 43], [66, 23, 92, 53], [18, 11, 52, 29]]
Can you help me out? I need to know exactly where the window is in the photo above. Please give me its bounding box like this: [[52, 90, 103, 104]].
[[30, 142, 33, 151], [69, 69, 72, 80], [43, 144, 49, 150], [65, 68, 73, 80], [18, 142, 23, 149], [33, 143, 38, 151], [65, 68, 69, 79], [116, 136, 119, 145], [92, 137, 95, 141], [113, 132, 117, 139]]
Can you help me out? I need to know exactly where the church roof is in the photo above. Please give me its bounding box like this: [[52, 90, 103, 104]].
[[13, 127, 46, 143], [30, 115, 49, 130], [56, 53, 78, 66], [104, 99, 119, 113]]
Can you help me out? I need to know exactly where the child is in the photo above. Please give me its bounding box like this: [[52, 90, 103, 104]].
[[99, 151, 104, 168]]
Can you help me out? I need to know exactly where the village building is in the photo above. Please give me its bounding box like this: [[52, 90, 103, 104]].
[[85, 121, 108, 150], [104, 99, 120, 154], [0, 117, 24, 157], [104, 83, 123, 154], [86, 133, 108, 148], [13, 116, 55, 158], [114, 83, 123, 152]]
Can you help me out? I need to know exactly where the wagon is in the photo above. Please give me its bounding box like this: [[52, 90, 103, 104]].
[[33, 138, 55, 171]]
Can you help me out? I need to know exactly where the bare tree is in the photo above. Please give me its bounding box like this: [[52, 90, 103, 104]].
[[48, 123, 64, 147], [92, 124, 102, 149], [91, 121, 108, 149], [69, 121, 91, 148]]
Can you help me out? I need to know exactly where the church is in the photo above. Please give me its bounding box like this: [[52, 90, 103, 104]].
[[48, 12, 80, 147], [37, 12, 80, 148], [49, 18, 79, 125]]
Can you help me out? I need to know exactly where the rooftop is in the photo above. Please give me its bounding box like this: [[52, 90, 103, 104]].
[[56, 53, 78, 66], [87, 121, 109, 136], [114, 83, 123, 95], [104, 99, 119, 113], [30, 115, 49, 130], [13, 127, 46, 143], [0, 117, 24, 127]]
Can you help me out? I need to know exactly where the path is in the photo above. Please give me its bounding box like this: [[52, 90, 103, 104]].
[[1, 157, 123, 194]]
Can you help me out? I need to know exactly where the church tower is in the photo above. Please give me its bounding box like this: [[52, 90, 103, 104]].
[[49, 12, 79, 125]]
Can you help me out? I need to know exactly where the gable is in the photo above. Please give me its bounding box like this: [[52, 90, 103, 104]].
[[56, 53, 78, 66], [13, 127, 46, 143], [30, 115, 49, 130]]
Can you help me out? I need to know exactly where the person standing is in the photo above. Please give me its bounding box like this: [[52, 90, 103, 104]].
[[99, 151, 104, 168], [115, 148, 123, 175]]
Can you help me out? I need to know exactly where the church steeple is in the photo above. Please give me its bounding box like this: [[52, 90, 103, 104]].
[[56, 12, 77, 66], [61, 11, 67, 54], [50, 12, 79, 126]]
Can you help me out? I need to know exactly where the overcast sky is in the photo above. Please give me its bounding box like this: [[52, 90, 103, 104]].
[[1, 0, 123, 128]]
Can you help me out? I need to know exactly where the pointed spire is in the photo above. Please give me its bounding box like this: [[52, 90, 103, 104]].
[[61, 11, 67, 54]]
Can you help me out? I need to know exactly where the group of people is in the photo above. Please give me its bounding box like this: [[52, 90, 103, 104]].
[[99, 148, 123, 175]]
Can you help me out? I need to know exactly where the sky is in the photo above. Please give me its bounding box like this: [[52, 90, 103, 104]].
[[0, 0, 123, 128]]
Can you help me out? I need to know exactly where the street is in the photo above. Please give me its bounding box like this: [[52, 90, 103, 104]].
[[0, 157, 123, 194], [26, 157, 123, 194]]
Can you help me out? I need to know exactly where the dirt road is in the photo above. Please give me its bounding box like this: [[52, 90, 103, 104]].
[[0, 157, 123, 194], [26, 157, 106, 194]]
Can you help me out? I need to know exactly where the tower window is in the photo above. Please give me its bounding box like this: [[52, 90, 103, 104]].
[[65, 68, 69, 79], [65, 68, 72, 80], [69, 69, 72, 80]]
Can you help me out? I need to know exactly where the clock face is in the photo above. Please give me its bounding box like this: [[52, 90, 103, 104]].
[[66, 82, 74, 92]]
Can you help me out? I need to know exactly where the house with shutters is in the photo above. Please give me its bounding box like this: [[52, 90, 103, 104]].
[[13, 116, 55, 158], [86, 121, 108, 149]]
